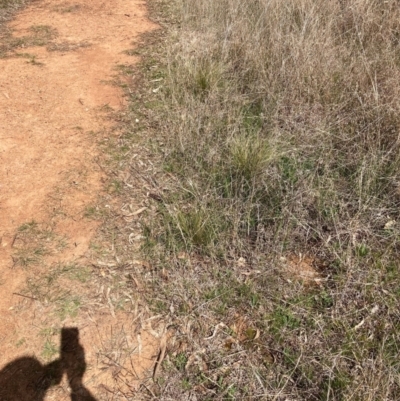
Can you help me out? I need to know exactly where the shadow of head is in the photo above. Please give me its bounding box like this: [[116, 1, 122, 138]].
[[0, 356, 61, 401], [0, 327, 97, 401]]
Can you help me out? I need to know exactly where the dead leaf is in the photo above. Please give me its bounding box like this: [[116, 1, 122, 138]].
[[354, 319, 365, 330], [148, 192, 163, 202], [245, 328, 260, 341], [132, 260, 153, 269], [224, 337, 237, 350], [237, 257, 246, 268], [185, 353, 197, 371], [177, 251, 188, 260], [204, 322, 227, 340], [161, 268, 169, 280], [123, 206, 148, 217], [384, 220, 396, 230], [130, 275, 143, 290]]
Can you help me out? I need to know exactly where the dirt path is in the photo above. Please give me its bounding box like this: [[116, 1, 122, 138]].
[[0, 0, 159, 398]]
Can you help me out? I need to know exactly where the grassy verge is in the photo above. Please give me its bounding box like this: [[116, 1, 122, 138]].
[[0, 1, 62, 58], [104, 0, 400, 399], [0, 0, 26, 21]]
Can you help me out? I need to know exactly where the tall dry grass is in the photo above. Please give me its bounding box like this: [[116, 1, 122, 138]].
[[162, 0, 400, 256], [134, 0, 400, 399]]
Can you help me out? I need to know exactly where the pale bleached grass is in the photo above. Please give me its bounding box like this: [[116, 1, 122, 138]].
[[119, 0, 400, 399]]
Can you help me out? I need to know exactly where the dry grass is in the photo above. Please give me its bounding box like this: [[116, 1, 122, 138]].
[[0, 0, 26, 22], [0, 0, 27, 56], [112, 0, 400, 399], [0, 0, 23, 11], [3, 0, 400, 398]]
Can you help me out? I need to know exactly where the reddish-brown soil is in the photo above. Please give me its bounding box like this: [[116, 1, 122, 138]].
[[0, 0, 159, 398]]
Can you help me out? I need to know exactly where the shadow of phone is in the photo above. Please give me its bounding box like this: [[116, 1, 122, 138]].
[[61, 327, 97, 401]]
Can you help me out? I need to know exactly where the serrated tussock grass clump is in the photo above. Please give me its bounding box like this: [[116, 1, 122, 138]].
[[133, 0, 400, 399]]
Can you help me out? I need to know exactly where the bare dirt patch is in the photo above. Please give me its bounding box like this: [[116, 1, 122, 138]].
[[282, 254, 324, 286], [0, 0, 159, 398]]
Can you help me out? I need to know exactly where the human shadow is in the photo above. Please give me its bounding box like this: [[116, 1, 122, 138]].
[[0, 327, 97, 401]]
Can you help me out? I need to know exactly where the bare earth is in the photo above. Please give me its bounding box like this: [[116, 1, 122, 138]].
[[0, 0, 159, 398]]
